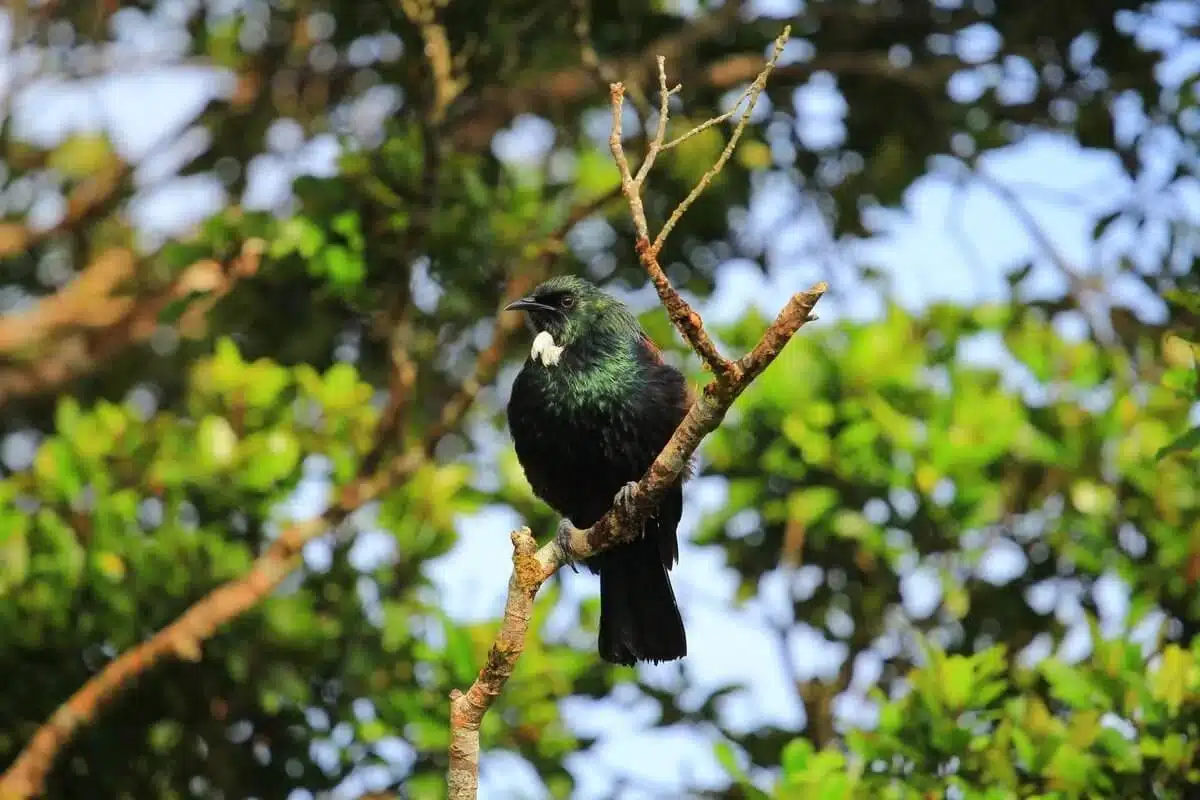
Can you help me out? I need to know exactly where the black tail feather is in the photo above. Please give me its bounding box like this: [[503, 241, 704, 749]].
[[596, 530, 686, 665]]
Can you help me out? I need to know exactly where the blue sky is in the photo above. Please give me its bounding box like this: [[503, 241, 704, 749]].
[[2, 1, 1199, 797]]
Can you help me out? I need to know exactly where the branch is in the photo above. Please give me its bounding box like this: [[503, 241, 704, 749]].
[[399, 0, 466, 125], [0, 439, 417, 800], [0, 184, 624, 797], [448, 0, 747, 152], [607, 27, 790, 381], [0, 160, 127, 259], [446, 28, 825, 799], [447, 280, 825, 797], [970, 166, 1128, 359], [0, 240, 264, 409]]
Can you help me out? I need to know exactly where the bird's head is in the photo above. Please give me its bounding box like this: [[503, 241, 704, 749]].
[[504, 275, 638, 366]]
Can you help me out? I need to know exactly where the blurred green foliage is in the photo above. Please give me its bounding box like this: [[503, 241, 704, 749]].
[[0, 0, 1197, 797], [704, 304, 1198, 798]]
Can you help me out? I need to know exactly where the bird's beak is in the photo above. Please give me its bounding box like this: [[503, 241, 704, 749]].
[[504, 297, 555, 313]]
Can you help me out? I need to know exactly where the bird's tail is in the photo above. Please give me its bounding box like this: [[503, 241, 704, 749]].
[[595, 530, 686, 665]]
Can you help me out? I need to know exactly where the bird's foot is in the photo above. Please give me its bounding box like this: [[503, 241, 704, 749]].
[[612, 481, 639, 518], [555, 518, 581, 573]]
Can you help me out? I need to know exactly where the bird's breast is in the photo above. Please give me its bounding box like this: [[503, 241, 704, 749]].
[[507, 364, 653, 519]]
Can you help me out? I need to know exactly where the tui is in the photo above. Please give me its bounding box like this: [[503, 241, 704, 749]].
[[504, 275, 691, 665]]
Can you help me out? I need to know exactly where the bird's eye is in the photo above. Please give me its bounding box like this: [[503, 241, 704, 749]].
[[560, 295, 575, 309]]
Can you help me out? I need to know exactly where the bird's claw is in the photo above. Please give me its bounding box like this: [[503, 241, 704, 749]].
[[555, 518, 581, 573], [613, 481, 639, 518]]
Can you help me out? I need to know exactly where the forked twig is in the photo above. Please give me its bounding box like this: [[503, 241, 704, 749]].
[[445, 26, 825, 800], [605, 26, 792, 380]]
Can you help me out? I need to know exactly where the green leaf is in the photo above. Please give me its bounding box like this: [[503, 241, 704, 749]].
[[780, 737, 813, 776], [1156, 426, 1200, 460], [941, 655, 975, 710], [48, 133, 115, 178], [0, 520, 30, 595], [787, 487, 839, 526], [574, 147, 621, 197], [197, 415, 238, 470], [320, 245, 366, 291], [1041, 660, 1104, 710], [1153, 645, 1193, 715]]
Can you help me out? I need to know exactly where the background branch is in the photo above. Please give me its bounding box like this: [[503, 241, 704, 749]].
[[0, 160, 127, 258], [399, 0, 465, 125], [449, 0, 747, 151], [0, 240, 264, 409], [445, 29, 824, 799], [0, 183, 620, 798]]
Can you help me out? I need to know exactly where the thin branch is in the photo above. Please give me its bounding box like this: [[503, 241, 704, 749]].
[[972, 168, 1091, 298], [361, 313, 419, 475], [0, 288, 528, 800], [632, 57, 680, 187], [661, 56, 771, 153], [970, 166, 1124, 354], [653, 29, 790, 254], [447, 30, 824, 799], [606, 26, 790, 381], [0, 176, 627, 797], [362, 120, 443, 476]]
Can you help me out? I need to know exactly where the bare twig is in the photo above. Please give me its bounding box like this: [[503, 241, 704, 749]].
[[446, 29, 824, 799], [652, 30, 789, 253], [605, 26, 791, 380]]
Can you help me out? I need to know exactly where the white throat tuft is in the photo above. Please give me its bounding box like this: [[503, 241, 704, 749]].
[[531, 330, 565, 367]]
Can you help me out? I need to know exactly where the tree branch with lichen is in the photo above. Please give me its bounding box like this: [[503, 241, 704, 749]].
[[446, 26, 825, 800]]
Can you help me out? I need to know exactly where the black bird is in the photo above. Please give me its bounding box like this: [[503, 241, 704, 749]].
[[505, 275, 691, 665]]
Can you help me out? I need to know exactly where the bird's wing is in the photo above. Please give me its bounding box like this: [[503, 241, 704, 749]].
[[637, 332, 697, 407], [638, 332, 665, 364]]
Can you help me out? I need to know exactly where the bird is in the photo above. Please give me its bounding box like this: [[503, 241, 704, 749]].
[[504, 274, 691, 665]]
